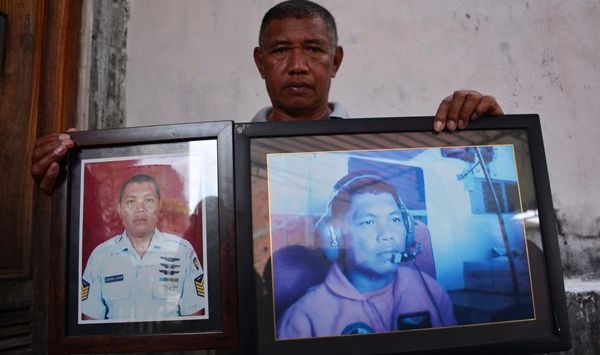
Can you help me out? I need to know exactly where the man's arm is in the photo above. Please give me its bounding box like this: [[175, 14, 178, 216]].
[[30, 129, 76, 195], [433, 90, 503, 132]]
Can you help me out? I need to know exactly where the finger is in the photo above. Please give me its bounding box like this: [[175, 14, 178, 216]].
[[474, 95, 503, 118], [434, 96, 451, 132], [39, 162, 60, 195], [31, 143, 69, 183], [32, 134, 74, 162], [446, 91, 468, 131], [457, 91, 481, 129]]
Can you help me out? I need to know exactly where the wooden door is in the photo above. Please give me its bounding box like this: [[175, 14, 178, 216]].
[[0, 0, 80, 352]]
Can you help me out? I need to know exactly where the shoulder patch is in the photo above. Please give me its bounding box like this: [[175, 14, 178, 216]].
[[81, 279, 90, 301], [194, 274, 205, 297], [193, 257, 200, 271]]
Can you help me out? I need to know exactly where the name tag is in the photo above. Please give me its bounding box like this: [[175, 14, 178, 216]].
[[104, 274, 124, 283]]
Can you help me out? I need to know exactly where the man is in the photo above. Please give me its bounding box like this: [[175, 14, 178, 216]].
[[31, 0, 503, 193], [81, 174, 206, 321], [278, 172, 455, 339]]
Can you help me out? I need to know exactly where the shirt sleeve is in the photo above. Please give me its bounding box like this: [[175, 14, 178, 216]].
[[81, 251, 107, 320], [276, 304, 315, 339], [178, 245, 206, 316]]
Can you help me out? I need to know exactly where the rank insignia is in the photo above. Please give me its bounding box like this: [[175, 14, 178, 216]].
[[194, 274, 205, 297], [81, 279, 90, 301], [193, 257, 200, 271]]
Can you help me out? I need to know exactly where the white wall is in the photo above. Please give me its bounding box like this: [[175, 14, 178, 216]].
[[126, 1, 600, 254]]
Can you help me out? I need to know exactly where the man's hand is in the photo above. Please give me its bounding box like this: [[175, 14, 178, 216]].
[[31, 129, 76, 195], [434, 90, 503, 132]]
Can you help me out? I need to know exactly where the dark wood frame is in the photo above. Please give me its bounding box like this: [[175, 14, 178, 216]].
[[0, 12, 6, 71], [234, 115, 570, 355], [49, 121, 238, 353]]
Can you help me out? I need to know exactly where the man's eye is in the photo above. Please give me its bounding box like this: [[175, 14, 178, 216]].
[[392, 216, 403, 223], [358, 219, 375, 226], [127, 200, 135, 205], [307, 46, 322, 53], [146, 198, 154, 204], [272, 47, 288, 54]]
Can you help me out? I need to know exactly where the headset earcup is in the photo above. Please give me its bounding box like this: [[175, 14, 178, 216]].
[[404, 212, 416, 248], [314, 215, 340, 262]]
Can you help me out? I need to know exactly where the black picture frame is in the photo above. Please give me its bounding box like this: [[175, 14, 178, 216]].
[[0, 12, 6, 72], [49, 121, 238, 353], [235, 115, 570, 355]]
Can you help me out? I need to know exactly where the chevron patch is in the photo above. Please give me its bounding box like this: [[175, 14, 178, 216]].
[[194, 275, 205, 297], [81, 279, 90, 301]]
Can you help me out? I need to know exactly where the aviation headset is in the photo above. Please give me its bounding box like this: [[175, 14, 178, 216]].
[[314, 171, 416, 262]]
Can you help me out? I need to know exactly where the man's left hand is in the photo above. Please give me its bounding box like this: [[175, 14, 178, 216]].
[[434, 90, 503, 132]]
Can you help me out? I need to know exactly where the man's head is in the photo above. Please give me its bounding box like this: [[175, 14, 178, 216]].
[[254, 0, 343, 121], [118, 174, 161, 240], [317, 172, 414, 277]]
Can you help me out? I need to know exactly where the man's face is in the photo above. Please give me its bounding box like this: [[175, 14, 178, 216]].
[[254, 17, 343, 120], [341, 193, 408, 277], [118, 181, 160, 239]]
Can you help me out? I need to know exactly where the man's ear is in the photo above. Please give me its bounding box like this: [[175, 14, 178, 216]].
[[253, 47, 265, 79], [331, 46, 344, 78]]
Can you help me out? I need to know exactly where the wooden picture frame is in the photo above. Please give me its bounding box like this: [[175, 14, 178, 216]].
[[234, 115, 570, 354], [49, 121, 238, 353]]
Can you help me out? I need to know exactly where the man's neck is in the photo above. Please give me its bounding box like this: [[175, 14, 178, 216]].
[[343, 266, 396, 293], [126, 231, 154, 259], [268, 104, 332, 121]]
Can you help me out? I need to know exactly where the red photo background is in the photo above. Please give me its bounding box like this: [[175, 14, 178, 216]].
[[80, 158, 204, 270]]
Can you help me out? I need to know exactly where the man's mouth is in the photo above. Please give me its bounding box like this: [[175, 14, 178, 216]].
[[284, 81, 313, 93]]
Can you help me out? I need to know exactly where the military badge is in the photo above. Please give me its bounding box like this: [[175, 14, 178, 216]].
[[194, 274, 205, 297], [193, 257, 200, 271], [81, 279, 90, 301]]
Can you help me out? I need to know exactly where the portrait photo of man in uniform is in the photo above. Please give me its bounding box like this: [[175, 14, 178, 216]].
[[77, 152, 214, 324]]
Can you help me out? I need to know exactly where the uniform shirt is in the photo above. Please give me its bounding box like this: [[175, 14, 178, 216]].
[[277, 263, 456, 339], [81, 230, 206, 321], [251, 102, 349, 122]]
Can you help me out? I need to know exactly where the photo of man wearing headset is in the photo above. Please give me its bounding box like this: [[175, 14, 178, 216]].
[[276, 172, 457, 339]]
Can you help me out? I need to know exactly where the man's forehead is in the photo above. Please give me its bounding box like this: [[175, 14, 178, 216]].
[[349, 193, 399, 210], [122, 182, 157, 195], [264, 17, 331, 43]]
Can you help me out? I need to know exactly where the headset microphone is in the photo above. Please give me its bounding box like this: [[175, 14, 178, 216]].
[[391, 242, 423, 264]]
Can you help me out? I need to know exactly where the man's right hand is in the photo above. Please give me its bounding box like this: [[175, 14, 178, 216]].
[[31, 129, 76, 195]]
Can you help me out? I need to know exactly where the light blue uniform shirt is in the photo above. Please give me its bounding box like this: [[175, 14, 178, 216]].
[[81, 230, 206, 321]]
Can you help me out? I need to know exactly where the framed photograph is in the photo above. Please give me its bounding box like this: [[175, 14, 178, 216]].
[[235, 115, 570, 354], [49, 121, 237, 353]]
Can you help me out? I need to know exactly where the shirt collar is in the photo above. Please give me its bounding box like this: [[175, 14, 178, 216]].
[[251, 102, 349, 122]]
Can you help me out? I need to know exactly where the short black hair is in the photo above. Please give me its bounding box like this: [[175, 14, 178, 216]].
[[328, 171, 403, 219], [259, 0, 338, 49], [119, 174, 161, 203]]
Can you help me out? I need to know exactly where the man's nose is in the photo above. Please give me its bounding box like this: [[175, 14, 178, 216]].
[[287, 48, 309, 74], [376, 223, 397, 242], [135, 200, 147, 211]]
